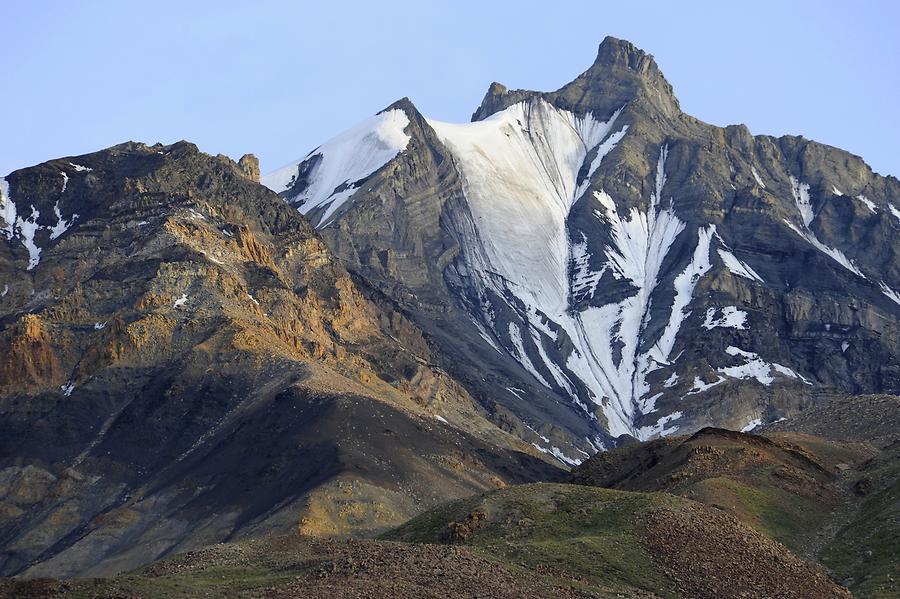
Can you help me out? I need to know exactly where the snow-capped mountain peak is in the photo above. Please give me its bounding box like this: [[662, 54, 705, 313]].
[[263, 39, 900, 458], [262, 106, 411, 226]]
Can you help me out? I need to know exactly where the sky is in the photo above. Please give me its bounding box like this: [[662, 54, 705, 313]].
[[3, 1, 899, 178]]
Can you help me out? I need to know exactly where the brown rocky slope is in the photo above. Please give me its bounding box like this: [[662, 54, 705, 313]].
[[0, 142, 561, 577]]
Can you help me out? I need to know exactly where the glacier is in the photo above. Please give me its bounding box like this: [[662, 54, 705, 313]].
[[429, 101, 719, 440], [427, 99, 626, 314]]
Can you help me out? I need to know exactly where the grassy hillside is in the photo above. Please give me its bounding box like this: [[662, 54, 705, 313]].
[[571, 428, 869, 551], [1, 482, 852, 599], [818, 442, 900, 599], [384, 483, 850, 599], [569, 401, 900, 599]]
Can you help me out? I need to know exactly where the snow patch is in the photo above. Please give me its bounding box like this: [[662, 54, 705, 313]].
[[49, 201, 78, 240], [879, 281, 900, 306], [173, 294, 189, 308], [17, 206, 43, 270], [786, 177, 865, 278], [0, 177, 16, 239], [264, 109, 411, 226], [68, 162, 92, 172], [531, 442, 582, 467], [831, 185, 843, 196], [855, 194, 877, 213], [639, 392, 663, 415], [2, 179, 78, 268], [506, 387, 526, 401], [719, 346, 808, 386], [646, 224, 715, 365], [636, 411, 683, 439], [524, 423, 550, 444], [61, 382, 75, 396], [741, 418, 762, 433], [751, 167, 766, 189], [94, 322, 106, 330], [717, 248, 764, 283], [889, 203, 900, 223], [792, 177, 815, 227], [471, 318, 502, 354], [702, 306, 748, 330], [686, 375, 727, 396]]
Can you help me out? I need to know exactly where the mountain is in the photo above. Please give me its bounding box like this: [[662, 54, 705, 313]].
[[262, 36, 900, 459], [0, 142, 559, 577], [3, 35, 898, 584]]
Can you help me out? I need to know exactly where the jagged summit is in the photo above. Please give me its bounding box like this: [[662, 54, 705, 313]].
[[590, 36, 659, 73], [558, 36, 680, 117], [471, 82, 512, 121], [381, 96, 420, 117], [472, 37, 679, 121]]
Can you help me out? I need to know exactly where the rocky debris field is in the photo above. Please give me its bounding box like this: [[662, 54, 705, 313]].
[[640, 503, 852, 599], [0, 534, 607, 599]]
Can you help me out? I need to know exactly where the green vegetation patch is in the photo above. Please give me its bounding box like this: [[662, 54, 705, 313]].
[[384, 482, 678, 597], [689, 476, 827, 550], [821, 459, 900, 599]]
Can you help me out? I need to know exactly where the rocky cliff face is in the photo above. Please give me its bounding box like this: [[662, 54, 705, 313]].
[[264, 37, 900, 459], [0, 142, 558, 577]]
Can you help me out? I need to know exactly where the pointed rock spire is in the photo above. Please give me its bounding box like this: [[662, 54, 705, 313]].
[[555, 36, 680, 118], [471, 37, 680, 122]]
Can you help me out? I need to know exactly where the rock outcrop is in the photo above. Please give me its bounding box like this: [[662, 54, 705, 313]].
[[238, 153, 260, 182]]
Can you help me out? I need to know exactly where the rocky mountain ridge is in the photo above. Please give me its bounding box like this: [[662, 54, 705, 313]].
[[0, 141, 559, 577], [264, 36, 900, 457]]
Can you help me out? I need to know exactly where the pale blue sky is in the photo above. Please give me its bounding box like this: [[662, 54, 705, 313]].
[[3, 1, 898, 177]]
